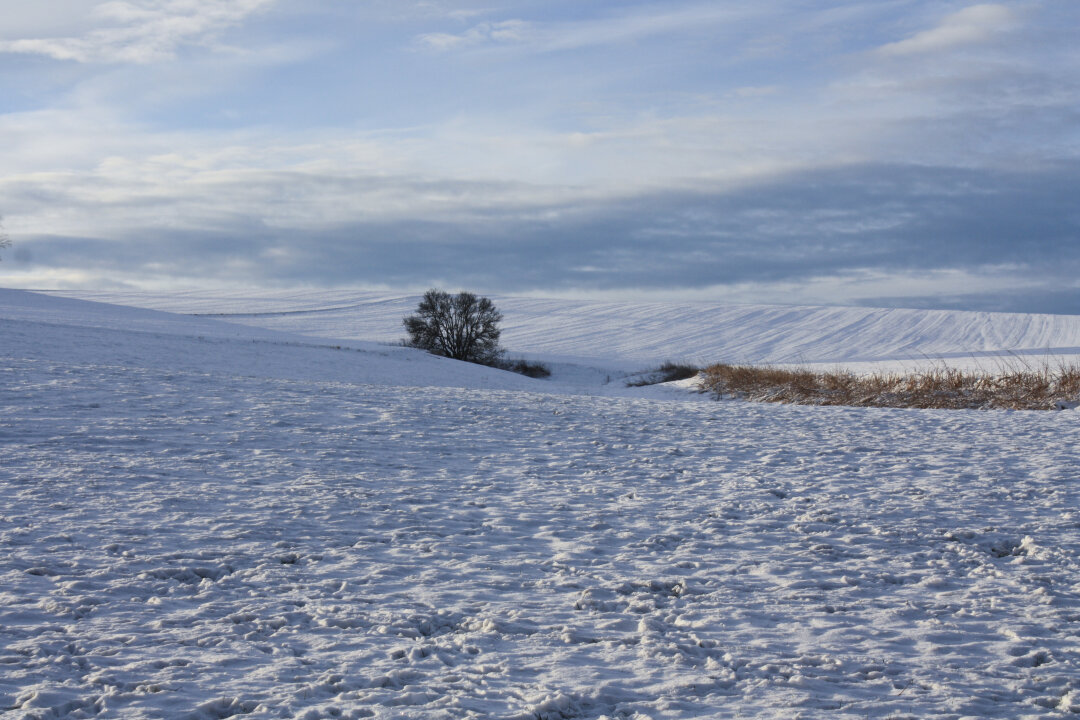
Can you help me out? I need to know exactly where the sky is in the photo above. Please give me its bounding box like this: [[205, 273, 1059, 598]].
[[0, 0, 1078, 313]]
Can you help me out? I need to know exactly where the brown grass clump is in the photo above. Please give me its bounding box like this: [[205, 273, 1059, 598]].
[[700, 362, 1080, 410]]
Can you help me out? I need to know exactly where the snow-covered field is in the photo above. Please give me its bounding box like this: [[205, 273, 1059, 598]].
[[3, 288, 1080, 719], [43, 288, 1080, 371]]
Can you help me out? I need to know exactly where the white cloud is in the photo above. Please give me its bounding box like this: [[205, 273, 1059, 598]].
[[732, 85, 780, 98], [416, 19, 529, 51], [0, 0, 275, 64], [414, 3, 754, 54], [877, 4, 1017, 57], [0, 1, 101, 40]]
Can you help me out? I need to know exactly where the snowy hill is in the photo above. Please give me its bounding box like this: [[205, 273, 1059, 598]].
[[0, 289, 546, 392], [3, 288, 1080, 719], [44, 288, 1080, 368]]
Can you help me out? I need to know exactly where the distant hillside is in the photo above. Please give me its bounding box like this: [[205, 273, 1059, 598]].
[[40, 289, 1080, 366]]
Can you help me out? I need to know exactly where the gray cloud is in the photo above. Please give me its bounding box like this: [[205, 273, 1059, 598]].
[[10, 161, 1079, 312]]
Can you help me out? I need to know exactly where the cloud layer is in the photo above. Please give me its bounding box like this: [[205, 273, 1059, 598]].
[[877, 4, 1016, 56], [9, 161, 1079, 311], [0, 0, 273, 63], [1, 0, 1078, 312]]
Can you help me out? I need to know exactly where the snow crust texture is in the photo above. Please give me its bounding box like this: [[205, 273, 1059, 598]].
[[3, 291, 1080, 719]]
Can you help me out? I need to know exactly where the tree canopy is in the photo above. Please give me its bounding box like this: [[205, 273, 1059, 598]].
[[403, 289, 503, 365]]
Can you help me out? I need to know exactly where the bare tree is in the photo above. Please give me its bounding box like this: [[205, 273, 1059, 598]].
[[0, 217, 9, 261], [403, 289, 503, 365]]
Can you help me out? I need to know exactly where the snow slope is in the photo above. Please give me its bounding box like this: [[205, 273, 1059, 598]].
[[0, 289, 552, 393], [44, 288, 1080, 367], [3, 289, 1080, 719]]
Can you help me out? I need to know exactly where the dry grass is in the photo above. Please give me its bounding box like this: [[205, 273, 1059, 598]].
[[700, 361, 1080, 410]]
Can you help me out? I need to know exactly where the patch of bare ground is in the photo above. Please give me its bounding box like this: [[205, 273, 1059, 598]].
[[700, 362, 1080, 410]]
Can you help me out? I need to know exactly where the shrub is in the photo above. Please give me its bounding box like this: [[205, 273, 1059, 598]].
[[497, 358, 552, 378], [403, 289, 503, 365], [626, 362, 700, 387], [0, 217, 9, 261]]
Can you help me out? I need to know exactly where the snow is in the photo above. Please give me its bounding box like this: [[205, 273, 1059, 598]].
[[42, 288, 1080, 369], [3, 288, 1080, 719]]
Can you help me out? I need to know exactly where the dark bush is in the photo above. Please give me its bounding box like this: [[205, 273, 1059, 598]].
[[403, 289, 503, 365], [497, 358, 552, 378], [626, 362, 700, 387], [0, 217, 10, 261]]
